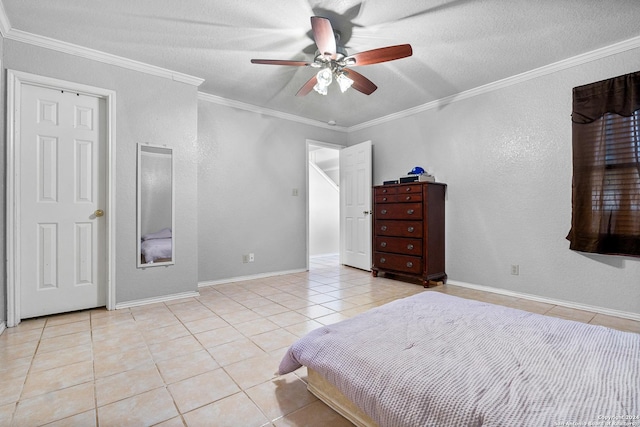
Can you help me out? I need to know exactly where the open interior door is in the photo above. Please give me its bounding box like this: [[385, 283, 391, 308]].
[[339, 140, 372, 271]]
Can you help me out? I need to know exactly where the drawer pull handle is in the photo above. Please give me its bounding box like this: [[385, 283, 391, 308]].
[[405, 188, 411, 192], [407, 244, 414, 250], [407, 226, 414, 232], [382, 189, 388, 193], [406, 262, 413, 268], [380, 242, 387, 248], [407, 209, 414, 215], [405, 196, 412, 201], [380, 258, 386, 264], [382, 197, 387, 201], [381, 226, 387, 231], [381, 209, 387, 215]]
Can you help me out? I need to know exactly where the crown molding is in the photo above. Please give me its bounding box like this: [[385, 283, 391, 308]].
[[348, 35, 640, 132], [6, 29, 204, 86], [0, 3, 204, 87], [197, 92, 349, 132]]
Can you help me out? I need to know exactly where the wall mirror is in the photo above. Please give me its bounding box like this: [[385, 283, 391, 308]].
[[137, 143, 174, 267]]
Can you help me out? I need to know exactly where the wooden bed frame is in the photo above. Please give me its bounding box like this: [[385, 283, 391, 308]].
[[307, 368, 377, 427]]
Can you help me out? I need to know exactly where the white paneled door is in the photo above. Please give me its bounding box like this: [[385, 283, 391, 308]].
[[19, 84, 106, 318], [339, 140, 372, 271]]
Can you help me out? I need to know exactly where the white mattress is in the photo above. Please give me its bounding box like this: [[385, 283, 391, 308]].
[[278, 292, 640, 427]]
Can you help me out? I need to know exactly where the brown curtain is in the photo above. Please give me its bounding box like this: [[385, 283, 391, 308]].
[[567, 70, 640, 256]]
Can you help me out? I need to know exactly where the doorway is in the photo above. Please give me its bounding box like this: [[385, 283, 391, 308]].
[[307, 141, 341, 263], [6, 70, 117, 326]]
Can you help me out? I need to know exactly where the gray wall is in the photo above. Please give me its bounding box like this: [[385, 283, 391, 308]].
[[197, 100, 346, 282], [348, 47, 640, 314], [3, 40, 199, 305]]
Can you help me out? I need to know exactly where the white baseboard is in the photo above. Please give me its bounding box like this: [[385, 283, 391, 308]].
[[0, 321, 5, 335], [448, 280, 640, 321], [199, 268, 307, 288], [115, 291, 200, 310]]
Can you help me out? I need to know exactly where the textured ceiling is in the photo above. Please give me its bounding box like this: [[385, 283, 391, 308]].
[[3, 0, 640, 127]]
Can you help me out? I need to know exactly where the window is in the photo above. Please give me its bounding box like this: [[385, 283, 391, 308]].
[[566, 71, 640, 257]]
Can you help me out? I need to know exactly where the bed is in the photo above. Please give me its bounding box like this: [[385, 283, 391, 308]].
[[278, 291, 639, 427], [140, 228, 172, 264]]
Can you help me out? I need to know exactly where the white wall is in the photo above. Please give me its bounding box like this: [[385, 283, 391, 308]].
[[309, 162, 340, 256], [349, 47, 640, 314], [2, 39, 200, 305], [197, 100, 347, 283]]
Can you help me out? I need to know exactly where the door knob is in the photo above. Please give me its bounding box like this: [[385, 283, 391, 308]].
[[94, 209, 104, 217], [363, 210, 372, 215]]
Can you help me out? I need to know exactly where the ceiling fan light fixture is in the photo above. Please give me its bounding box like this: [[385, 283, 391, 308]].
[[336, 72, 354, 93], [317, 68, 332, 85], [313, 82, 328, 95], [250, 17, 412, 98], [313, 68, 332, 95]]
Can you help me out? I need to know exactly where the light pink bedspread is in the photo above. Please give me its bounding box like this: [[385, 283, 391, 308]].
[[279, 291, 639, 427]]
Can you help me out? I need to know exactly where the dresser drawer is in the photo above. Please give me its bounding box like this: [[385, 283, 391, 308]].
[[375, 192, 422, 204], [376, 220, 423, 237], [375, 203, 422, 220], [374, 186, 397, 197], [397, 184, 423, 195], [375, 194, 398, 203], [396, 192, 422, 203], [375, 236, 422, 256], [374, 252, 422, 274]]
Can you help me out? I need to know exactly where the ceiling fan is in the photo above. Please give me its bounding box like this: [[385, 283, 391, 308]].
[[250, 16, 412, 96]]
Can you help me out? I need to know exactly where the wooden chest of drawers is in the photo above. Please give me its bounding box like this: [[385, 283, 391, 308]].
[[371, 182, 447, 287]]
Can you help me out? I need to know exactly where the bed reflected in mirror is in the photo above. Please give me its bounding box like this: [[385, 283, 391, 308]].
[[137, 143, 174, 267]]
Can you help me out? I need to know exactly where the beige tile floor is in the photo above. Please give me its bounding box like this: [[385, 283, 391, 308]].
[[1, 255, 639, 426]]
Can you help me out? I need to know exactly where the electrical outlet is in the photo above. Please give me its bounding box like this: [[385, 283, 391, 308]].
[[249, 253, 255, 262], [292, 188, 299, 196], [510, 264, 519, 275]]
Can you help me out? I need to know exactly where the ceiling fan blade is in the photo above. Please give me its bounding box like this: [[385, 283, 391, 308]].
[[296, 75, 318, 96], [251, 59, 310, 66], [343, 69, 377, 95], [345, 44, 413, 66], [311, 16, 336, 59]]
